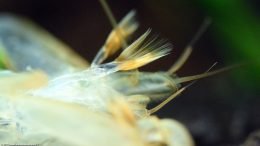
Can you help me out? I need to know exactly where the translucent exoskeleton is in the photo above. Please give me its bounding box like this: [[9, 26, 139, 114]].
[[0, 14, 88, 76], [0, 70, 194, 146], [0, 0, 233, 146]]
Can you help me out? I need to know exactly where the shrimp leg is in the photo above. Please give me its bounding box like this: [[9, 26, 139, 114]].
[[168, 18, 211, 74]]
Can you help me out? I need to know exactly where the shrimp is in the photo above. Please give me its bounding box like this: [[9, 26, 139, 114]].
[[0, 70, 194, 146], [0, 0, 234, 146]]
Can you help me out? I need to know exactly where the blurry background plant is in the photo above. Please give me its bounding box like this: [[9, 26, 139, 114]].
[[0, 0, 259, 145]]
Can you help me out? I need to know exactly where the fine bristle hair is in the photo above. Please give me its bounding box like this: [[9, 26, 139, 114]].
[[114, 30, 172, 71]]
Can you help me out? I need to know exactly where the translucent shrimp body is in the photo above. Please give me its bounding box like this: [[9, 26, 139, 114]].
[[32, 66, 124, 112]]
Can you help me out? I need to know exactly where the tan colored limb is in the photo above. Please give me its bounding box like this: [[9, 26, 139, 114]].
[[149, 62, 218, 114], [168, 18, 211, 73], [168, 46, 193, 74], [148, 87, 186, 114], [176, 64, 241, 84]]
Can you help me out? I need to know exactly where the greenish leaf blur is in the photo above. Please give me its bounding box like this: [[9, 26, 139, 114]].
[[0, 48, 7, 69], [199, 0, 260, 87], [0, 48, 8, 70]]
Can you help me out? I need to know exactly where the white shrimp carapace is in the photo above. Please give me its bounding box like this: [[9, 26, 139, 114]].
[[0, 70, 194, 146], [0, 7, 196, 146]]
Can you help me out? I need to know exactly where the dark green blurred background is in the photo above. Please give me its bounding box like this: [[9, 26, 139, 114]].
[[0, 0, 259, 145]]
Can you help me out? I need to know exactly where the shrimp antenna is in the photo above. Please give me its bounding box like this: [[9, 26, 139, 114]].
[[148, 87, 185, 114], [168, 17, 212, 74], [184, 62, 218, 88], [99, 0, 127, 48], [175, 64, 241, 84], [149, 62, 217, 114], [92, 1, 138, 66]]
